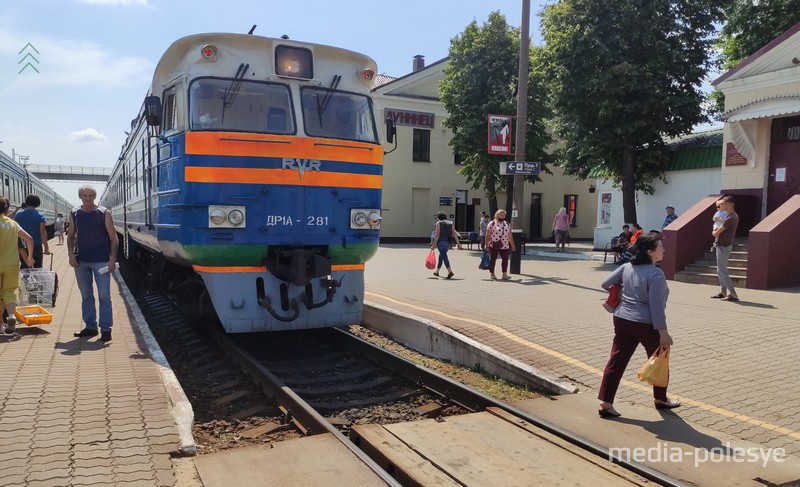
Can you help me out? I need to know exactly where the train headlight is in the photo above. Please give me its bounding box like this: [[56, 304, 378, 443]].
[[209, 208, 227, 225], [351, 209, 380, 230], [352, 211, 367, 227], [209, 206, 246, 228], [227, 209, 244, 226], [275, 45, 313, 79]]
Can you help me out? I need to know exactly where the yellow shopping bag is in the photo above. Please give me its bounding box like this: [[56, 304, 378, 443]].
[[637, 347, 670, 388]]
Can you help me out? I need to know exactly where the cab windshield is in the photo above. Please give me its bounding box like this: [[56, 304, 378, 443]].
[[188, 78, 294, 134], [300, 87, 378, 143]]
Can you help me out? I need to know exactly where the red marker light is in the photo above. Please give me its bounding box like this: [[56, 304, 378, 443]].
[[201, 45, 217, 61], [361, 69, 375, 81]]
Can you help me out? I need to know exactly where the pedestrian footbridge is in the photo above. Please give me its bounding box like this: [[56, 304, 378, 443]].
[[27, 164, 111, 182]]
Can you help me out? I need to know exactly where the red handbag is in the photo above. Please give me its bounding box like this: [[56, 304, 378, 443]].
[[603, 284, 621, 312]]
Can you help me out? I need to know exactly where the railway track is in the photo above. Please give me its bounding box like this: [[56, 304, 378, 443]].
[[121, 259, 686, 486]]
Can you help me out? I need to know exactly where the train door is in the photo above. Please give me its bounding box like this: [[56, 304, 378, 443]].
[[122, 168, 128, 248], [140, 138, 150, 228]]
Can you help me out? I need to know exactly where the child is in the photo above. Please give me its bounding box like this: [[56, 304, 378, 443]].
[[710, 202, 728, 251]]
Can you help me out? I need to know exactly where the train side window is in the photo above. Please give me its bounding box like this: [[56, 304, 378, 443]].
[[163, 88, 177, 132]]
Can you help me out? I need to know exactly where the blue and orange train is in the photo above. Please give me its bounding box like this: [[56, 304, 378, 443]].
[[101, 33, 393, 332]]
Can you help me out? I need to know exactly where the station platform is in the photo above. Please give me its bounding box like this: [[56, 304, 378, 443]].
[[363, 244, 800, 484], [7, 240, 798, 485], [0, 243, 189, 486]]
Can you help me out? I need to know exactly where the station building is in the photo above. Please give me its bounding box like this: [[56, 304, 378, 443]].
[[656, 20, 800, 289], [371, 57, 598, 242]]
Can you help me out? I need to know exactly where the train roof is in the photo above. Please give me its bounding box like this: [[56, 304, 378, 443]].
[[151, 33, 378, 94]]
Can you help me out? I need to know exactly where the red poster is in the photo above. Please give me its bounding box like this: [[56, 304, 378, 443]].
[[488, 115, 512, 155]]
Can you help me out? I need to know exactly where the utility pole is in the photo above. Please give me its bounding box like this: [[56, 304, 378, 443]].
[[510, 0, 530, 274]]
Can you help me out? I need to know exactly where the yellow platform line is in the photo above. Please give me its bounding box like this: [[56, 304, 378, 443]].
[[366, 291, 800, 443]]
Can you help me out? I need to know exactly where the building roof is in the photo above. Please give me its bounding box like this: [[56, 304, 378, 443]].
[[667, 128, 723, 171], [713, 20, 800, 87], [667, 128, 723, 150], [371, 74, 396, 90], [371, 57, 448, 93]]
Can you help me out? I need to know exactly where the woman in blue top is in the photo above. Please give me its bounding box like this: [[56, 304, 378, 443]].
[[598, 233, 679, 417]]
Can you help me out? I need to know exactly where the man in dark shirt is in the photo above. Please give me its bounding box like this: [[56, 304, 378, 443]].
[[611, 224, 632, 257], [711, 195, 739, 302], [68, 185, 119, 342], [14, 195, 49, 268]]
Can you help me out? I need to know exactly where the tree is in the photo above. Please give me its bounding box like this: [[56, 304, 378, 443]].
[[540, 0, 724, 225], [440, 11, 553, 217], [709, 0, 800, 117]]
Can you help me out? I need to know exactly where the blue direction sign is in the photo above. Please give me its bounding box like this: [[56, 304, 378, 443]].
[[500, 161, 540, 176]]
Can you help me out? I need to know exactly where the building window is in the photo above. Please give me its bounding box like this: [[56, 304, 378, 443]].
[[453, 152, 463, 165], [772, 116, 800, 143], [564, 194, 578, 227], [413, 129, 430, 162]]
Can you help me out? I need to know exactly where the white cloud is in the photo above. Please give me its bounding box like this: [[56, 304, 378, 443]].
[[0, 29, 153, 89], [71, 128, 108, 142]]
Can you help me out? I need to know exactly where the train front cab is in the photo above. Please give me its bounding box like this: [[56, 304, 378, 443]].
[[140, 52, 396, 332]]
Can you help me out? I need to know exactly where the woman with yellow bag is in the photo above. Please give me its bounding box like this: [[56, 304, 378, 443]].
[[597, 233, 679, 418]]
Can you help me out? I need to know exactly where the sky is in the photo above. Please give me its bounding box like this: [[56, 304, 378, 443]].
[[0, 0, 719, 206], [0, 0, 547, 204]]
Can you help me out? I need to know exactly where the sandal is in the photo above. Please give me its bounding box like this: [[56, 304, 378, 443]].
[[598, 406, 621, 418], [654, 398, 681, 409], [721, 295, 739, 302], [710, 293, 726, 299]]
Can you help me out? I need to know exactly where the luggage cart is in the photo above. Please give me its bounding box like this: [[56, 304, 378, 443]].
[[15, 253, 59, 327]]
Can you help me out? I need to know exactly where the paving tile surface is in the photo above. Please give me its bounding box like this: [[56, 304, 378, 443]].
[[0, 246, 179, 486], [365, 243, 800, 459]]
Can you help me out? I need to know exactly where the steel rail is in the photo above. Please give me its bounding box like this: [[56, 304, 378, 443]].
[[334, 328, 688, 487], [213, 327, 402, 487]]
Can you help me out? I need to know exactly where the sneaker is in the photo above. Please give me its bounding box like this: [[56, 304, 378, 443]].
[[501, 273, 511, 280], [5, 317, 16, 334], [490, 273, 497, 280], [100, 331, 112, 342], [74, 328, 99, 338]]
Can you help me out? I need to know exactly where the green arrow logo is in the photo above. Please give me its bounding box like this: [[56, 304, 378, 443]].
[[18, 43, 40, 74]]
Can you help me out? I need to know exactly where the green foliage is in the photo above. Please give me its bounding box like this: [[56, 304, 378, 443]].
[[710, 0, 800, 119], [540, 0, 723, 222], [439, 11, 554, 214], [717, 0, 800, 69]]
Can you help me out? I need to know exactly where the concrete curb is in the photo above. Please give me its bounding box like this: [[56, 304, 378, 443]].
[[115, 273, 197, 456], [363, 301, 578, 396]]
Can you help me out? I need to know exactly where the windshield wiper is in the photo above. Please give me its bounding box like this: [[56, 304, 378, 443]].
[[316, 74, 341, 127], [222, 63, 249, 123]]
